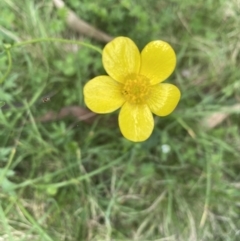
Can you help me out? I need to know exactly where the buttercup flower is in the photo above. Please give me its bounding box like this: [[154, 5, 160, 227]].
[[84, 37, 180, 142]]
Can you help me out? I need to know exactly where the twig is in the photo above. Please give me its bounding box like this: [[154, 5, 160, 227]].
[[201, 104, 240, 129], [52, 0, 113, 43]]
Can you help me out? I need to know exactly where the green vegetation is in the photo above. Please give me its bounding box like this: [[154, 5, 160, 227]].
[[1, 0, 240, 240]]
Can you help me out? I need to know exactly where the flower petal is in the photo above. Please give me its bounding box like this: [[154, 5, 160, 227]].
[[84, 76, 125, 113], [102, 37, 141, 83], [147, 83, 180, 116], [119, 102, 154, 142], [140, 40, 176, 85]]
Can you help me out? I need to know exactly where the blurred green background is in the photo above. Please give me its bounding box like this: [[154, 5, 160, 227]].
[[0, 0, 240, 240]]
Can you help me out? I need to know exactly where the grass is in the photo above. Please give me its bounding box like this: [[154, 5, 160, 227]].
[[1, 0, 240, 240]]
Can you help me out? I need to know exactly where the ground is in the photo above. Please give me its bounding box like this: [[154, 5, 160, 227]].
[[0, 0, 240, 240]]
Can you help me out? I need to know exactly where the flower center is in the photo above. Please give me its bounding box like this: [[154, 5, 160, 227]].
[[122, 74, 151, 104]]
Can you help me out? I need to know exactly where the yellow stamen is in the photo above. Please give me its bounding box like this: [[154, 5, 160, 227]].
[[122, 74, 151, 104]]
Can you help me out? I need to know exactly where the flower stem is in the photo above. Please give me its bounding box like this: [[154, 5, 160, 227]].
[[0, 38, 102, 84], [12, 38, 102, 54]]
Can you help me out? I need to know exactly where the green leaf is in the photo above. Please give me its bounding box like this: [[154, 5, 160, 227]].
[[0, 101, 5, 108]]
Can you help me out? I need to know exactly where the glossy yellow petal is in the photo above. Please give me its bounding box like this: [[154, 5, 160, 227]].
[[84, 76, 125, 113], [140, 41, 176, 85], [102, 37, 141, 83], [147, 83, 180, 116], [119, 102, 154, 142]]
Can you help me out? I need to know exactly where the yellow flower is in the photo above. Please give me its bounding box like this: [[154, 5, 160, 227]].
[[84, 37, 180, 142]]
